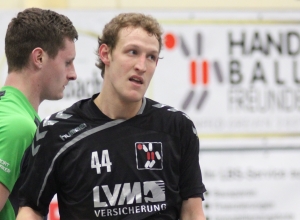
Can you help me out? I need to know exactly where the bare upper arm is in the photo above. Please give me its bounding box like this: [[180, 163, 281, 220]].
[[16, 206, 43, 220], [180, 197, 206, 220], [0, 182, 10, 211]]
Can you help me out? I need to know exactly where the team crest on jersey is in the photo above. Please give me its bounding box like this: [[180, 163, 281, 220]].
[[135, 142, 163, 170]]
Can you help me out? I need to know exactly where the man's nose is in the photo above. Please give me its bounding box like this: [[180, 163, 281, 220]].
[[68, 64, 77, 80], [134, 56, 147, 73]]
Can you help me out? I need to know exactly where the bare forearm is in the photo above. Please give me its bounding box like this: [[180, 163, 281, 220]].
[[16, 207, 43, 220], [180, 198, 206, 220], [0, 182, 10, 211]]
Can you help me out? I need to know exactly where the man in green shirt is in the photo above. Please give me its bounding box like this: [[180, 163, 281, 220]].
[[0, 8, 78, 220]]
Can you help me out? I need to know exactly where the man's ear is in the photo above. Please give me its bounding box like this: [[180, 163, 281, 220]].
[[98, 44, 110, 66], [31, 47, 44, 68]]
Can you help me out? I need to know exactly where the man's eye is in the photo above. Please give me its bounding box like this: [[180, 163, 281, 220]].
[[128, 50, 137, 55], [148, 55, 157, 61]]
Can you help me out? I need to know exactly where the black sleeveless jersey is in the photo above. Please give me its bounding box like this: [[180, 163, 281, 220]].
[[19, 94, 206, 220]]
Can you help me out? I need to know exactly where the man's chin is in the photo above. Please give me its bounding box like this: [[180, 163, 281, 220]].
[[125, 94, 144, 103], [48, 94, 64, 101], [127, 91, 145, 101]]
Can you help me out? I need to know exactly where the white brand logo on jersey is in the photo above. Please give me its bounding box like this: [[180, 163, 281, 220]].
[[93, 180, 165, 208], [135, 142, 163, 170], [59, 123, 87, 141]]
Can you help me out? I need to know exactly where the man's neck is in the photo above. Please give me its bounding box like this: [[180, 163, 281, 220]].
[[93, 93, 142, 120]]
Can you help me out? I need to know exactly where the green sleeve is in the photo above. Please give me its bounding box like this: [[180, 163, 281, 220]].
[[0, 115, 36, 192]]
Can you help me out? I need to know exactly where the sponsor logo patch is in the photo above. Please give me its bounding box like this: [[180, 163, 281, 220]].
[[135, 142, 163, 170]]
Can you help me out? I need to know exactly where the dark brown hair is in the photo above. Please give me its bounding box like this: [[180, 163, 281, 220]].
[[96, 13, 163, 77], [5, 8, 78, 72]]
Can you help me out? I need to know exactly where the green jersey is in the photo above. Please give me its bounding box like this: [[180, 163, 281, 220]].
[[0, 86, 40, 220]]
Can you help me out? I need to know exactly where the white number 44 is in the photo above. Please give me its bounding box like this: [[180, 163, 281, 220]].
[[91, 150, 112, 174]]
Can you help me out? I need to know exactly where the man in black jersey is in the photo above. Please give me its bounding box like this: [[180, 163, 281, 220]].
[[17, 13, 206, 220]]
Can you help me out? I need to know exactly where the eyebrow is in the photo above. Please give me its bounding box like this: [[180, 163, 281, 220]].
[[124, 43, 159, 51]]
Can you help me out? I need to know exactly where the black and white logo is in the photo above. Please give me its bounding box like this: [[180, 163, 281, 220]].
[[135, 142, 163, 170]]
